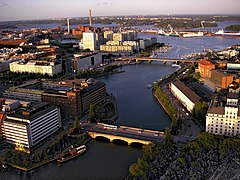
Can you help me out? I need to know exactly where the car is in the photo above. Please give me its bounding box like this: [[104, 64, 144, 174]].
[[186, 112, 189, 116]]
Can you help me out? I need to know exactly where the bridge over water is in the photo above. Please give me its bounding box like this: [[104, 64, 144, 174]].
[[87, 123, 191, 146], [116, 57, 198, 64]]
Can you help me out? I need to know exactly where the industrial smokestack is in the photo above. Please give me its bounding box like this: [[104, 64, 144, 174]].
[[67, 18, 70, 34], [89, 9, 92, 27]]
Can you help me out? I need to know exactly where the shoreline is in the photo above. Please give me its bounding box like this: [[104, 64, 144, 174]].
[[1, 137, 92, 172]]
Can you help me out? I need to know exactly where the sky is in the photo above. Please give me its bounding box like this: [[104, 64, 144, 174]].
[[0, 0, 240, 21]]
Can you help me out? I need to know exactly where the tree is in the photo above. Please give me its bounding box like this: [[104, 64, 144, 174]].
[[193, 101, 208, 122], [195, 72, 201, 80], [164, 128, 172, 142], [88, 104, 95, 123], [73, 116, 80, 133]]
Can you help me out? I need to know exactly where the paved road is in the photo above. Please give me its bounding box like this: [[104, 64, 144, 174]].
[[86, 123, 191, 144]]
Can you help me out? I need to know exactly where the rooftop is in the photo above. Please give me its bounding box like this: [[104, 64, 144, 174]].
[[208, 107, 225, 115], [172, 80, 201, 103], [228, 92, 239, 99], [7, 103, 57, 121], [199, 59, 215, 66]]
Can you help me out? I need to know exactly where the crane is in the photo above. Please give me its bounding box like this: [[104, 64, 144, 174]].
[[201, 21, 205, 30], [167, 24, 173, 33]]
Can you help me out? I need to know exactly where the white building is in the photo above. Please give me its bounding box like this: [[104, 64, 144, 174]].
[[9, 60, 62, 76], [2, 103, 61, 151], [170, 81, 201, 112], [83, 31, 97, 51], [122, 41, 139, 52], [73, 52, 102, 72], [104, 31, 114, 42], [206, 92, 240, 136]]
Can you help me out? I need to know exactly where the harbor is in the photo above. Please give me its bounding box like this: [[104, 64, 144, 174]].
[[1, 19, 240, 179]]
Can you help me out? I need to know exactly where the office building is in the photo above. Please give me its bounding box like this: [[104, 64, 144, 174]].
[[3, 79, 107, 117], [2, 103, 61, 152], [83, 31, 97, 51]]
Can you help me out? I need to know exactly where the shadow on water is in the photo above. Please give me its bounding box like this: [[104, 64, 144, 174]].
[[130, 142, 144, 149], [112, 139, 128, 146], [95, 136, 110, 143]]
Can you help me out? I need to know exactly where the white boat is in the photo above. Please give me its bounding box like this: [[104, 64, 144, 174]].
[[213, 29, 240, 37], [182, 31, 204, 38], [148, 84, 153, 89], [172, 64, 180, 68]]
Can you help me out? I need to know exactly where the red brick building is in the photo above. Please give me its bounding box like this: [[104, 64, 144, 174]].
[[198, 59, 215, 78], [210, 70, 234, 88], [72, 25, 100, 36]]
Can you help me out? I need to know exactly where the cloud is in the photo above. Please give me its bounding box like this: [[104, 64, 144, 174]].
[[0, 1, 8, 8]]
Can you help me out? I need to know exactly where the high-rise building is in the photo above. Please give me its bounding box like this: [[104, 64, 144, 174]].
[[206, 92, 240, 136], [83, 31, 97, 51], [2, 103, 61, 152]]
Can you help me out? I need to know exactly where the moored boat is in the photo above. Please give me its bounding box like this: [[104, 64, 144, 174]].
[[57, 145, 87, 163], [213, 29, 240, 37], [182, 31, 204, 38]]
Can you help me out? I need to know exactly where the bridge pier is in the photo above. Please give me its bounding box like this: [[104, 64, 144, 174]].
[[163, 61, 167, 64]]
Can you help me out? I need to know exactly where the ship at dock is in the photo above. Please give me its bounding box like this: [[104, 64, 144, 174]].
[[182, 31, 204, 38], [158, 24, 179, 37], [56, 145, 87, 163], [213, 29, 240, 37]]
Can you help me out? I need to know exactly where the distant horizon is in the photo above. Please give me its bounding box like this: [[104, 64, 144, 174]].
[[1, 13, 240, 23], [0, 0, 240, 22]]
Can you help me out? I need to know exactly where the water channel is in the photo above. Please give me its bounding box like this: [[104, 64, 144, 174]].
[[2, 22, 240, 179]]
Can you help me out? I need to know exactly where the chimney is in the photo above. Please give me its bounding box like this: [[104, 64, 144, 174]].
[[89, 9, 92, 27], [67, 18, 70, 34]]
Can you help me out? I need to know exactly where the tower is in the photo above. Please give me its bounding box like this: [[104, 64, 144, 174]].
[[67, 18, 70, 34], [89, 9, 92, 27]]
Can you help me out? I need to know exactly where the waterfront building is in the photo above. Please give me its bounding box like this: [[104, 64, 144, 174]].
[[170, 80, 201, 112], [106, 41, 122, 46], [206, 92, 240, 136], [210, 70, 234, 88], [9, 60, 62, 76], [3, 79, 107, 117], [83, 31, 97, 51], [100, 44, 134, 54], [139, 38, 157, 50], [112, 31, 138, 42], [198, 59, 215, 78], [73, 52, 103, 72], [2, 103, 61, 152], [122, 41, 139, 52]]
